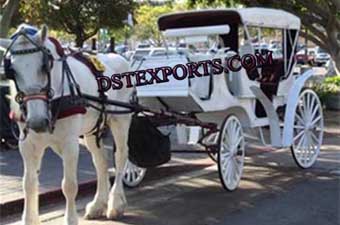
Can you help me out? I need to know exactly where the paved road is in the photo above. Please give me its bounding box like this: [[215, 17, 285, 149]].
[[7, 148, 339, 225], [3, 114, 339, 225]]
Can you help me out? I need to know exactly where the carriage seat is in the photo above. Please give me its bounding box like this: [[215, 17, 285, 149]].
[[255, 59, 284, 117]]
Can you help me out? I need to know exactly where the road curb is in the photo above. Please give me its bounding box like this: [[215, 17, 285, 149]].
[[0, 160, 212, 218], [0, 178, 101, 218]]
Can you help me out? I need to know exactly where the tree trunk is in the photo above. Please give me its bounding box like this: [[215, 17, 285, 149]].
[[332, 52, 340, 75], [0, 0, 20, 38], [326, 25, 340, 75], [75, 36, 84, 48]]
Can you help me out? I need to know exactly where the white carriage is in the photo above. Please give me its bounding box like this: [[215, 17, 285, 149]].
[[126, 8, 324, 190]]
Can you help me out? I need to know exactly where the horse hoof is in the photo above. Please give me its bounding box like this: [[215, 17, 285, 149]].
[[106, 208, 124, 220], [84, 201, 106, 220]]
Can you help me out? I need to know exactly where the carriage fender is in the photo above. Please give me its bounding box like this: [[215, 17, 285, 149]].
[[282, 69, 314, 147]]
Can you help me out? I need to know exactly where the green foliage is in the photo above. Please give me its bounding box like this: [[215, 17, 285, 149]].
[[313, 76, 340, 102], [324, 76, 340, 86], [19, 0, 134, 47], [186, 0, 239, 8], [134, 4, 173, 46], [108, 25, 132, 43]]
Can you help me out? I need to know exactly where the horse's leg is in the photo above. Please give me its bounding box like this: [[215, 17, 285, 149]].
[[84, 135, 110, 219], [59, 140, 80, 225], [20, 138, 45, 225], [106, 115, 131, 219]]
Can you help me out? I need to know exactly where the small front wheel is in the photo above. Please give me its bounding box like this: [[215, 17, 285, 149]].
[[217, 115, 245, 191]]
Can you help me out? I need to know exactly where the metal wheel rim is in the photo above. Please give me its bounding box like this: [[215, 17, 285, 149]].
[[218, 115, 245, 191], [292, 89, 324, 168], [123, 160, 146, 187]]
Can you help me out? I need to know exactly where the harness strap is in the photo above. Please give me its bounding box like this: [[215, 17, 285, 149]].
[[23, 94, 49, 102]]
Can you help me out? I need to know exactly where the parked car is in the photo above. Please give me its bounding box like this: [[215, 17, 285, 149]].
[[131, 47, 189, 61], [269, 41, 281, 50], [136, 43, 152, 49], [253, 42, 269, 54], [271, 48, 283, 59], [131, 48, 152, 61], [122, 50, 135, 61], [295, 48, 315, 65], [314, 47, 330, 66]]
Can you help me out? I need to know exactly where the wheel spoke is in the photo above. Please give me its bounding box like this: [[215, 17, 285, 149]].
[[310, 131, 319, 146], [310, 103, 320, 121], [234, 136, 243, 149], [127, 169, 131, 181], [305, 93, 311, 113], [132, 171, 137, 181], [302, 95, 309, 120], [227, 122, 235, 140], [295, 133, 305, 151], [293, 130, 304, 142], [311, 115, 322, 126], [309, 94, 316, 113], [223, 136, 231, 148], [295, 113, 305, 125], [221, 147, 231, 158]]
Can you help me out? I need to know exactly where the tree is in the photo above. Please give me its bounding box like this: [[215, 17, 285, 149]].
[[188, 0, 340, 74], [20, 0, 134, 47], [134, 4, 173, 46], [0, 0, 20, 38]]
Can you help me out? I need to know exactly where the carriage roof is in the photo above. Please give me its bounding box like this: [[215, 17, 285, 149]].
[[158, 8, 301, 31]]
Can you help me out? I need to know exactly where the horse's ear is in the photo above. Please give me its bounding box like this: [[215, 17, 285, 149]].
[[37, 25, 48, 43], [0, 39, 11, 51]]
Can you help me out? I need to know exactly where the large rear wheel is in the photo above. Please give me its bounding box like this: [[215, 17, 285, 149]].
[[291, 89, 324, 168], [218, 115, 245, 191]]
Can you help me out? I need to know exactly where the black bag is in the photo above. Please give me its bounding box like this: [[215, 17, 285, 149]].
[[128, 115, 171, 168]]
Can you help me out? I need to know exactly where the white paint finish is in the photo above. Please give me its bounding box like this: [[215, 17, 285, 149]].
[[290, 89, 324, 168], [218, 115, 245, 191], [163, 25, 230, 37], [132, 54, 189, 97], [238, 8, 300, 29], [250, 86, 281, 147], [282, 70, 314, 147]]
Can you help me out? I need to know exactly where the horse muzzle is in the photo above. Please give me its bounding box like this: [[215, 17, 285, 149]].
[[26, 117, 49, 133]]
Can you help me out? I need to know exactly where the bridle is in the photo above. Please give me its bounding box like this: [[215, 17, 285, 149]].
[[3, 30, 55, 133]]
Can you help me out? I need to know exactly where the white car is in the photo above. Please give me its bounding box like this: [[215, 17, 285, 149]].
[[314, 47, 330, 66], [131, 47, 188, 61]]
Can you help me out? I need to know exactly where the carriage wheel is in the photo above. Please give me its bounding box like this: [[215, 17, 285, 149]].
[[218, 115, 245, 191], [123, 160, 147, 187], [291, 89, 324, 169]]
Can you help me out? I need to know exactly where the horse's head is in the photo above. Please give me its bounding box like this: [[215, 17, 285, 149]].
[[0, 25, 54, 133]]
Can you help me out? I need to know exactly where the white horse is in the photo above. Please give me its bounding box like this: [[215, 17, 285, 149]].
[[0, 25, 132, 225]]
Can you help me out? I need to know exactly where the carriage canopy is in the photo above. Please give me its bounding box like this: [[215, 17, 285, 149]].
[[158, 8, 301, 31]]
